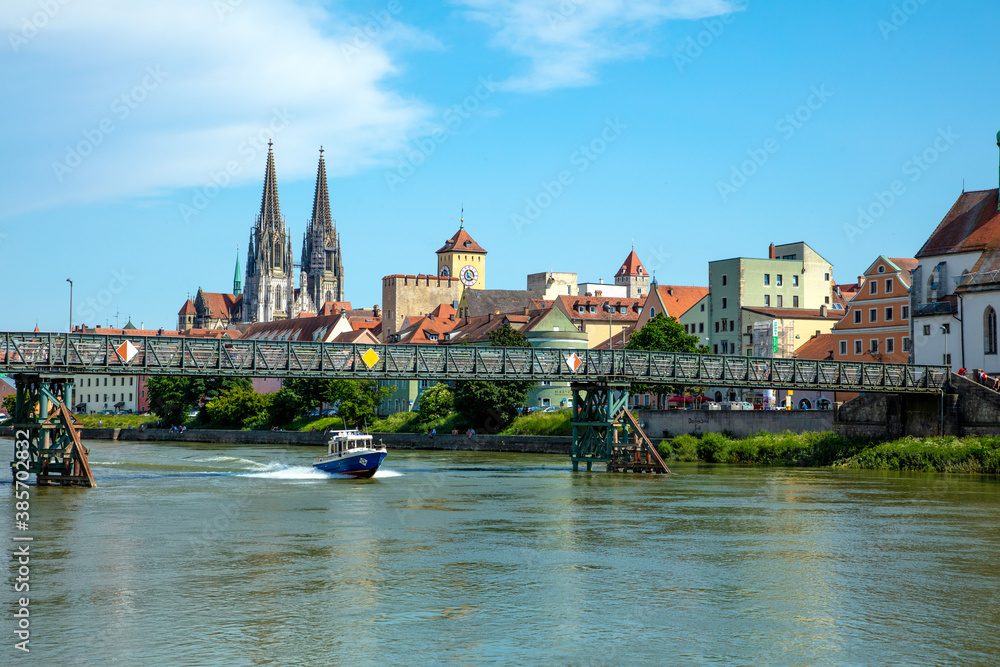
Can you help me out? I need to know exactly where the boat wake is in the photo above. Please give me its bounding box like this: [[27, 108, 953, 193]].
[[373, 469, 402, 478], [239, 463, 331, 480]]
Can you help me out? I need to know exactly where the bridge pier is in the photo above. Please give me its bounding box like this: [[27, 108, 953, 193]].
[[570, 379, 670, 473], [10, 374, 96, 487]]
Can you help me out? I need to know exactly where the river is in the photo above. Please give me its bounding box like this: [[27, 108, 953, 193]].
[[2, 438, 999, 665]]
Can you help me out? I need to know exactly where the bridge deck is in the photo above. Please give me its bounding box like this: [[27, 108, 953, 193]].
[[0, 332, 949, 392]]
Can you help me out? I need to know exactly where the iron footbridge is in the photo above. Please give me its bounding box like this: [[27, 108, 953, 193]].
[[1, 332, 949, 393]]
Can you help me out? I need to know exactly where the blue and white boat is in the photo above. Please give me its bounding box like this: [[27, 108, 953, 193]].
[[313, 429, 387, 478]]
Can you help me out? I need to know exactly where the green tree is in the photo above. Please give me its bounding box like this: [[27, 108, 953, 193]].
[[268, 388, 303, 426], [2, 394, 17, 417], [417, 383, 453, 423], [625, 313, 711, 408], [332, 379, 393, 429], [283, 378, 339, 411], [453, 323, 535, 431], [205, 387, 272, 429], [147, 376, 251, 426]]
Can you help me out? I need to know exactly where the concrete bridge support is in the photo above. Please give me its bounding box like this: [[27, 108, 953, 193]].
[[833, 373, 1000, 439]]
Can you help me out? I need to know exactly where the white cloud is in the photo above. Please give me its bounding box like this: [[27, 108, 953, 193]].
[[456, 0, 745, 92], [0, 0, 433, 212]]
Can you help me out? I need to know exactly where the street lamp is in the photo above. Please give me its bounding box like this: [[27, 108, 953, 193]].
[[66, 278, 73, 332], [603, 303, 614, 349], [940, 324, 949, 368]]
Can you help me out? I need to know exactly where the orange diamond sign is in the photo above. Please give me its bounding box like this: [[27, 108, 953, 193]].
[[566, 352, 583, 372], [115, 340, 138, 363], [361, 347, 380, 369]]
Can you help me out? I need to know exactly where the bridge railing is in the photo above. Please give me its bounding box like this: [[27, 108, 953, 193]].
[[0, 332, 949, 392]]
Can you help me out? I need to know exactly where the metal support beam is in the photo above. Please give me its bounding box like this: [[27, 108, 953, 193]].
[[10, 374, 96, 488], [571, 379, 630, 471]]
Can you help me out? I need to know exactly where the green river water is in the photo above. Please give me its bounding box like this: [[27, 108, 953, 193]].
[[2, 438, 999, 666]]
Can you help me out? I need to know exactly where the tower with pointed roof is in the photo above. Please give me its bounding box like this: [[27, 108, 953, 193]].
[[436, 216, 487, 290], [243, 141, 295, 323], [301, 147, 344, 309], [233, 247, 242, 296], [614, 248, 649, 298]]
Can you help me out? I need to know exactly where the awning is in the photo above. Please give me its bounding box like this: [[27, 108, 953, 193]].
[[114, 401, 125, 408]]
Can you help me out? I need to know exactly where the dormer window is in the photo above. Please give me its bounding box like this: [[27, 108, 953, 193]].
[[619, 306, 626, 314], [589, 305, 597, 313], [578, 306, 585, 313], [464, 240, 472, 248]]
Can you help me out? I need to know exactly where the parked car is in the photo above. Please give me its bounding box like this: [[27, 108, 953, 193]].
[[543, 406, 559, 412], [304, 409, 320, 417], [701, 401, 720, 410]]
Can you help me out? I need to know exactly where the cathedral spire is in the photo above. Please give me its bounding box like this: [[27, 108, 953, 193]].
[[234, 246, 242, 296], [258, 140, 282, 231], [310, 146, 334, 236]]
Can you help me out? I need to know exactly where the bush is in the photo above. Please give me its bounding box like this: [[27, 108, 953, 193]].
[[268, 388, 303, 426], [500, 411, 572, 436], [417, 383, 453, 423], [205, 388, 272, 429]]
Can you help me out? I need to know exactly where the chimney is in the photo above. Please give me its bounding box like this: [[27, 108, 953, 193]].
[[858, 276, 864, 288], [599, 278, 604, 284], [820, 305, 827, 317], [373, 305, 380, 317], [768, 243, 776, 259]]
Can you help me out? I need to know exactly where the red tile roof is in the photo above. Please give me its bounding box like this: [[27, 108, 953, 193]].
[[615, 250, 647, 278], [887, 257, 918, 274], [436, 228, 487, 254], [917, 189, 1000, 258], [243, 314, 344, 342], [318, 301, 353, 316], [792, 333, 836, 360], [178, 299, 196, 316], [197, 292, 242, 320], [554, 295, 643, 322], [655, 285, 709, 318], [742, 307, 843, 321]]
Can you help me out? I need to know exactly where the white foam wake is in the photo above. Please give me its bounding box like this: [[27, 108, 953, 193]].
[[239, 462, 331, 480], [373, 469, 402, 478]]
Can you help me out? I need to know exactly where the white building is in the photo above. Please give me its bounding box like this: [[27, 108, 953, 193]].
[[911, 186, 1000, 373]]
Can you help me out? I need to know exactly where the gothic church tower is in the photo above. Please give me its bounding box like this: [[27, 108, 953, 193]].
[[243, 141, 295, 323], [301, 147, 344, 308]]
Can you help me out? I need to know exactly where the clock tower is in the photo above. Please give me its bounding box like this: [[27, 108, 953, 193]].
[[436, 218, 486, 290]]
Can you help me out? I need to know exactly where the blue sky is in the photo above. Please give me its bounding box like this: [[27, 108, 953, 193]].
[[3, 0, 999, 331]]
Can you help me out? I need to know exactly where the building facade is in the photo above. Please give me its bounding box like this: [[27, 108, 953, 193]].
[[830, 256, 915, 364]]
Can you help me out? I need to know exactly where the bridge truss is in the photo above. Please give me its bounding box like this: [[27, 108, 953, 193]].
[[0, 332, 949, 393]]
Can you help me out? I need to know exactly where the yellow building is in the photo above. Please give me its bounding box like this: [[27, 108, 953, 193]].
[[436, 223, 486, 290]]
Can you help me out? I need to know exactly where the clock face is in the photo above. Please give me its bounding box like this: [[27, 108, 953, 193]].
[[459, 264, 479, 287]]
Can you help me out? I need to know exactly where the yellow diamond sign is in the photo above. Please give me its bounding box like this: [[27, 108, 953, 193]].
[[361, 347, 380, 369]]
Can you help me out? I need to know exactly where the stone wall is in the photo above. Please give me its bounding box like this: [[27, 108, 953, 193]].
[[381, 274, 463, 339], [634, 409, 833, 440], [832, 374, 1000, 439]]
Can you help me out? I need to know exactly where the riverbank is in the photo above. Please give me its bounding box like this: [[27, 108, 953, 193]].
[[663, 431, 1000, 474]]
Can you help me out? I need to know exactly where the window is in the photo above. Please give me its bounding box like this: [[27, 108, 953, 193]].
[[923, 325, 931, 336], [870, 339, 879, 354], [792, 295, 799, 308], [825, 273, 830, 281], [777, 295, 783, 307], [722, 274, 728, 286], [869, 280, 877, 295], [722, 340, 729, 354], [944, 353, 952, 365], [902, 306, 909, 319], [649, 308, 655, 317], [878, 265, 886, 273], [589, 305, 596, 313], [886, 338, 894, 354], [885, 307, 893, 321], [854, 340, 862, 354], [825, 296, 830, 304], [869, 308, 877, 323], [764, 274, 770, 285], [854, 310, 862, 324], [886, 278, 894, 293], [713, 344, 719, 354], [685, 324, 690, 333], [777, 274, 783, 286], [730, 321, 735, 331], [700, 303, 705, 311], [722, 298, 727, 309], [129, 393, 133, 401], [715, 322, 720, 333], [699, 323, 704, 333], [764, 295, 771, 307], [986, 306, 998, 355], [903, 337, 911, 351], [793, 275, 799, 287], [104, 378, 107, 386], [839, 340, 848, 355], [619, 306, 626, 314]]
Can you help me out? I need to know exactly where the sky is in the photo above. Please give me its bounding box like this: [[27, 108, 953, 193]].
[[2, 0, 999, 332]]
